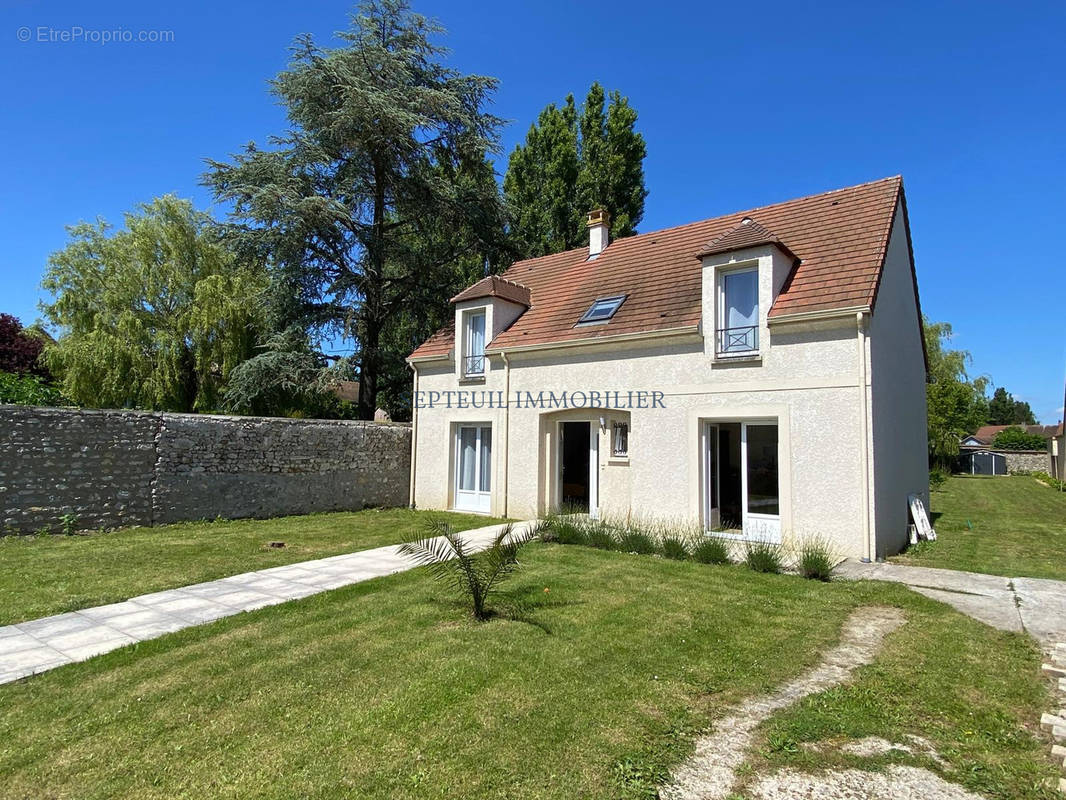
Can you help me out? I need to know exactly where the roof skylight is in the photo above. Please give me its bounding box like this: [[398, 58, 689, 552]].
[[578, 294, 626, 324]]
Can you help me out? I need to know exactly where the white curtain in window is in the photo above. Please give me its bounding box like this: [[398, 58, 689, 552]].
[[724, 271, 758, 329], [467, 313, 485, 356], [478, 427, 492, 492], [459, 427, 477, 491]]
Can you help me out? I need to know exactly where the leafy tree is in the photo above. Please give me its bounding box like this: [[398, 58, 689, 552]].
[[205, 0, 507, 420], [41, 195, 266, 412], [924, 319, 989, 466], [504, 82, 647, 258], [991, 426, 1047, 450], [987, 386, 1037, 426], [0, 314, 51, 378], [0, 372, 65, 406]]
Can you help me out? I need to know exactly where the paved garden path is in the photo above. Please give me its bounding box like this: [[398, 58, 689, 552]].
[[835, 560, 1066, 646], [0, 520, 532, 685]]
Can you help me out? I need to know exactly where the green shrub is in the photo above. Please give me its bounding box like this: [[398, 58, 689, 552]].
[[797, 537, 835, 581], [0, 372, 66, 406], [551, 516, 587, 546], [60, 513, 78, 537], [928, 467, 948, 491], [691, 536, 731, 564], [744, 539, 782, 573], [584, 520, 618, 550], [659, 535, 690, 561], [617, 527, 657, 554], [991, 426, 1047, 451]]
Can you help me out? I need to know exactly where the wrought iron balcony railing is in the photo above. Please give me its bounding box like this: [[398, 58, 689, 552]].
[[716, 325, 758, 355], [463, 353, 485, 376]]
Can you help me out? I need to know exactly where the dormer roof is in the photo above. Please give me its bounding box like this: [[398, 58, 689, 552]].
[[695, 217, 797, 262], [449, 274, 532, 307]]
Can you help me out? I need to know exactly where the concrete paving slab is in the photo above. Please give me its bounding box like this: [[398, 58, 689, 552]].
[[15, 612, 99, 640], [1013, 578, 1066, 646], [46, 626, 137, 654], [3, 645, 68, 671], [0, 632, 53, 655], [908, 586, 1023, 633]]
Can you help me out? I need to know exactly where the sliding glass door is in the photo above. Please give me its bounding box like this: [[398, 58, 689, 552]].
[[454, 425, 491, 513]]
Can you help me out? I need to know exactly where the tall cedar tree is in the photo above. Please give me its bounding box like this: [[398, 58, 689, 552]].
[[205, 0, 507, 419], [504, 82, 647, 258], [987, 386, 1037, 426], [41, 196, 265, 412]]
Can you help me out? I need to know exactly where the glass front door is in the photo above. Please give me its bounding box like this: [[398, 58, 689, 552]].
[[454, 425, 491, 513]]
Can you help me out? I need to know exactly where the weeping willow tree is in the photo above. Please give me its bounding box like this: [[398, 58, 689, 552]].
[[41, 195, 266, 412]]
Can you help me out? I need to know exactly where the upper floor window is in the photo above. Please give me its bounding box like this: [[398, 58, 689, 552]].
[[578, 294, 626, 324], [717, 267, 758, 355], [463, 310, 486, 376]]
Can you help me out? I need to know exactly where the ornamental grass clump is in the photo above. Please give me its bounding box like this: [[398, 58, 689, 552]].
[[659, 534, 690, 561], [584, 519, 618, 550], [797, 536, 836, 581], [691, 536, 731, 565], [744, 538, 782, 574], [616, 526, 657, 555]]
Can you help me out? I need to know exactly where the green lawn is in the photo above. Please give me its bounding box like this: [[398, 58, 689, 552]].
[[0, 544, 1057, 799], [892, 474, 1066, 580], [0, 509, 504, 625]]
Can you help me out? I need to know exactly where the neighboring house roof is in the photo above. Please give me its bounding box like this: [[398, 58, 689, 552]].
[[970, 424, 1060, 445], [450, 274, 532, 307], [410, 175, 907, 359], [694, 217, 797, 261]]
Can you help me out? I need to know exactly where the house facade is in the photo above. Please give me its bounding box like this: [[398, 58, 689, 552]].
[[408, 177, 929, 560]]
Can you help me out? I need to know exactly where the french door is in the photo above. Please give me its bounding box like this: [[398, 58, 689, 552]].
[[454, 425, 491, 513], [703, 421, 780, 542]]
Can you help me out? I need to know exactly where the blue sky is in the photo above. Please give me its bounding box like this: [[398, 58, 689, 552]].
[[2, 0, 1063, 422]]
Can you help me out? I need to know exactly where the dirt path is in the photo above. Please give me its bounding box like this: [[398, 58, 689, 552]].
[[661, 605, 907, 800]]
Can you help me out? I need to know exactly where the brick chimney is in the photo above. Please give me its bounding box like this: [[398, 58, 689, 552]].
[[587, 209, 610, 257]]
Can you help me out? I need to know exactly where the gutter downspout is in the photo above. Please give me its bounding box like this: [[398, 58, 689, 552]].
[[501, 351, 511, 518], [856, 311, 873, 562], [408, 362, 418, 509]]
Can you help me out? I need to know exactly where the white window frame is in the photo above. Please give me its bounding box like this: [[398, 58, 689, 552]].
[[453, 424, 491, 513], [612, 421, 629, 458], [462, 310, 486, 377], [702, 419, 780, 543], [716, 265, 760, 357]]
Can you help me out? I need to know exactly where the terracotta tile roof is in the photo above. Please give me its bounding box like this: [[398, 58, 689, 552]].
[[971, 424, 1059, 444], [410, 176, 905, 359], [450, 274, 531, 307], [695, 217, 797, 261]]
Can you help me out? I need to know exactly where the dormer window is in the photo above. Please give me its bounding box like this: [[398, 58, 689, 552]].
[[717, 267, 758, 355], [463, 310, 486, 376], [578, 294, 626, 325]]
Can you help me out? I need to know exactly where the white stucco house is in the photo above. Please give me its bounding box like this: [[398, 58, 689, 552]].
[[407, 176, 929, 560]]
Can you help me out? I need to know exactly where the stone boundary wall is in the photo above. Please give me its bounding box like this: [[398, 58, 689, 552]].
[[1001, 449, 1052, 475], [0, 405, 411, 535]]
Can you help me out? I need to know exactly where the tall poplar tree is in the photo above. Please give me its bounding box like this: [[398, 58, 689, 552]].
[[205, 0, 507, 419], [504, 82, 647, 258]]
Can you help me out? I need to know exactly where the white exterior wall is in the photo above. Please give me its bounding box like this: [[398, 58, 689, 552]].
[[867, 200, 929, 557], [412, 321, 874, 557]]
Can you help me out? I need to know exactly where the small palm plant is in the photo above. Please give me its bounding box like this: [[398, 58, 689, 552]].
[[399, 520, 535, 621]]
